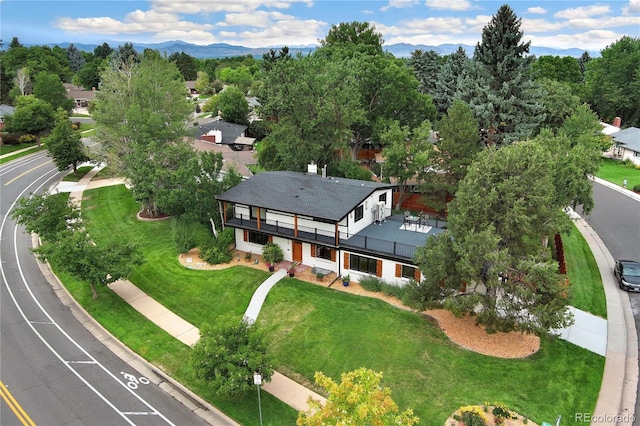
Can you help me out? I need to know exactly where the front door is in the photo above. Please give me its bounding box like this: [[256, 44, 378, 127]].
[[292, 241, 302, 263]]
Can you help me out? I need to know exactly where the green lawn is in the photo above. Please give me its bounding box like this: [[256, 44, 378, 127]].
[[71, 184, 605, 425], [563, 226, 607, 318], [596, 157, 640, 189], [0, 142, 38, 155], [0, 143, 46, 164]]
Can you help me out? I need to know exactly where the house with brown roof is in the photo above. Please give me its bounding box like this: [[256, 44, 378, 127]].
[[63, 83, 96, 108]]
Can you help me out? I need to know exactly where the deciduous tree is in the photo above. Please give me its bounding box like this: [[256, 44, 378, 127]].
[[35, 231, 142, 300], [11, 191, 81, 242], [585, 36, 640, 127], [297, 368, 419, 426], [32, 71, 75, 113], [205, 85, 249, 125], [44, 108, 89, 173], [4, 94, 55, 135], [190, 316, 274, 396], [380, 120, 432, 209]]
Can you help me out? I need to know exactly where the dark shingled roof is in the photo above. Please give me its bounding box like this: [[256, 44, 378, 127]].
[[217, 171, 395, 221]]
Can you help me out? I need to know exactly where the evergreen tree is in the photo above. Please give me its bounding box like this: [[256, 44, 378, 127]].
[[433, 46, 468, 117], [408, 49, 442, 96], [578, 51, 591, 81], [93, 42, 113, 60], [67, 43, 86, 73], [468, 4, 545, 146]]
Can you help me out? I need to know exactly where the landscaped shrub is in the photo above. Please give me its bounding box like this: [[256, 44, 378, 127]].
[[1, 132, 21, 145], [18, 133, 36, 144], [459, 405, 487, 426], [633, 184, 640, 193], [172, 217, 197, 254], [200, 228, 234, 264], [358, 276, 383, 292], [492, 403, 514, 420], [261, 241, 283, 265]]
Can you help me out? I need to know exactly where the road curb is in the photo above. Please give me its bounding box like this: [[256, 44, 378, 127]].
[[31, 233, 241, 426], [573, 219, 638, 424]]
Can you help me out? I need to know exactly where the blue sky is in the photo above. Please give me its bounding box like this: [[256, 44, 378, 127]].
[[1, 1, 638, 51]]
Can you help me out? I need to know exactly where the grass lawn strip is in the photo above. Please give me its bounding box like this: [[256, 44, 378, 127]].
[[76, 184, 604, 425]]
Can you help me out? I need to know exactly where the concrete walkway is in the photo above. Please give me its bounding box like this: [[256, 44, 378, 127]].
[[56, 164, 327, 414], [243, 268, 287, 324], [46, 162, 636, 423]]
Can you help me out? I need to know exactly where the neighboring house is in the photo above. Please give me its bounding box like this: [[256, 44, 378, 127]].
[[185, 80, 198, 95], [610, 127, 640, 165], [191, 138, 256, 179], [216, 168, 446, 286], [0, 104, 16, 130], [195, 119, 256, 151], [63, 83, 96, 108]]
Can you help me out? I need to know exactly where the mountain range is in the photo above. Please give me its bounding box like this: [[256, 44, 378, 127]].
[[46, 40, 598, 59]]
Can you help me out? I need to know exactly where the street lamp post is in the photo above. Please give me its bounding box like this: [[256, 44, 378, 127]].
[[253, 372, 263, 426]]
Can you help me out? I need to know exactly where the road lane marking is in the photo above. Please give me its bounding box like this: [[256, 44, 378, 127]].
[[0, 168, 177, 425], [3, 161, 52, 186], [0, 380, 36, 426]]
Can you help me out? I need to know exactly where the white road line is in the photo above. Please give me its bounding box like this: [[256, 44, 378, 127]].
[[0, 167, 176, 425]]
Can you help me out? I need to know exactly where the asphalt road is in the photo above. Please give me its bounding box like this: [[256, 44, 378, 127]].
[[580, 180, 640, 424], [0, 153, 213, 425]]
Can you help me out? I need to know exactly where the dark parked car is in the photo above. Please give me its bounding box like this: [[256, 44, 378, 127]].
[[614, 260, 640, 291]]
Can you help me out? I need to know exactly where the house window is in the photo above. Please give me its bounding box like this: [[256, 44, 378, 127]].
[[316, 245, 334, 260], [248, 231, 269, 245], [401, 265, 416, 279], [349, 254, 377, 275], [378, 193, 387, 203], [251, 206, 266, 221], [354, 204, 364, 222]]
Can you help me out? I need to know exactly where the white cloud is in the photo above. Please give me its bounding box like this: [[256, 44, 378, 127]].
[[527, 7, 546, 14], [527, 29, 625, 51], [381, 17, 465, 35], [217, 19, 326, 47], [149, 0, 312, 14], [554, 5, 611, 19], [55, 9, 214, 35], [564, 15, 640, 30], [424, 0, 473, 11], [622, 0, 640, 14], [464, 15, 493, 33], [521, 18, 563, 33], [381, 0, 419, 12]]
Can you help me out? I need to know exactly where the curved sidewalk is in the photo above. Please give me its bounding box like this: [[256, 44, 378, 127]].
[[53, 165, 637, 423]]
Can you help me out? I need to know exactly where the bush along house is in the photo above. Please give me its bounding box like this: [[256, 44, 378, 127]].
[[216, 165, 447, 286]]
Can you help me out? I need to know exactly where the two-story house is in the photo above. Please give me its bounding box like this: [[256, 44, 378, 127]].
[[216, 169, 446, 285]]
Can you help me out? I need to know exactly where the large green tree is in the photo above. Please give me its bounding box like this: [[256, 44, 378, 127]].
[[538, 79, 583, 130], [585, 36, 640, 127], [32, 71, 75, 113], [414, 141, 574, 335], [465, 4, 545, 145], [190, 316, 274, 396], [420, 100, 481, 212], [11, 191, 81, 242], [380, 120, 432, 209], [93, 54, 192, 216], [257, 53, 363, 171], [44, 108, 89, 173], [35, 230, 142, 300], [205, 85, 249, 125], [4, 95, 56, 135], [320, 21, 384, 52], [432, 46, 469, 118], [408, 49, 442, 96]]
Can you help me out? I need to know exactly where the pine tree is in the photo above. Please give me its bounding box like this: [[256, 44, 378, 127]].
[[433, 46, 468, 117], [408, 49, 441, 96], [467, 4, 544, 146]]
